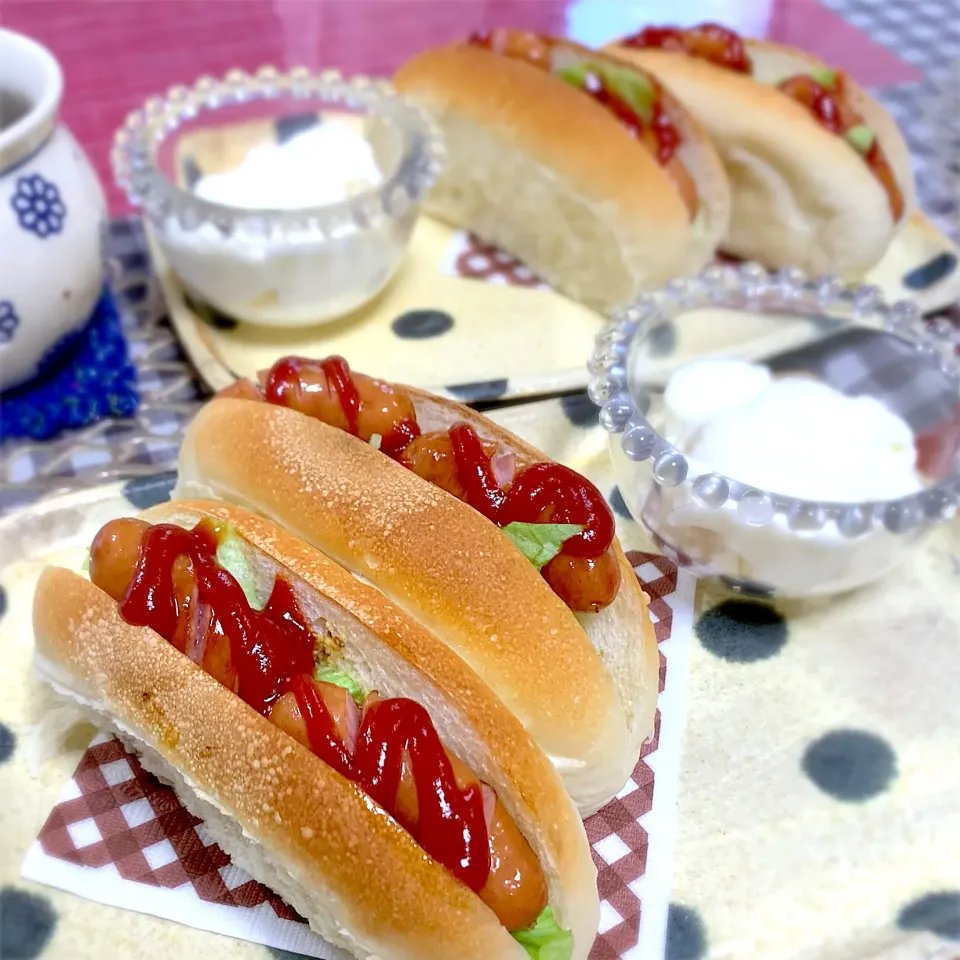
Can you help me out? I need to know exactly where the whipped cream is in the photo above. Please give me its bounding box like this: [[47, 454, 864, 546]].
[[160, 121, 398, 326], [642, 358, 926, 596], [192, 122, 382, 209]]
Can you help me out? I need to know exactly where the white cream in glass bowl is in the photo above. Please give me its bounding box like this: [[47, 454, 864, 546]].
[[589, 265, 960, 598], [112, 67, 444, 327]]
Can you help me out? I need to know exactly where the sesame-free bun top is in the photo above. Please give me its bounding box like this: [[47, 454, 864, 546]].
[[394, 42, 728, 312], [175, 398, 634, 803], [605, 38, 916, 277]]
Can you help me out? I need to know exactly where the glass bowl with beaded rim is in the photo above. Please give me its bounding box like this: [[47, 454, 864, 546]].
[[111, 66, 444, 327], [589, 263, 960, 598]]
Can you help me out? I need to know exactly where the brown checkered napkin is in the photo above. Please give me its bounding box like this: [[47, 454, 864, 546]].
[[24, 556, 688, 960]]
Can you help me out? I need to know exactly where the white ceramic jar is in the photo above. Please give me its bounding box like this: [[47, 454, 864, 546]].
[[0, 28, 107, 392]]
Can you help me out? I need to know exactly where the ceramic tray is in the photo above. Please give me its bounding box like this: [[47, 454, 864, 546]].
[[154, 114, 960, 403]]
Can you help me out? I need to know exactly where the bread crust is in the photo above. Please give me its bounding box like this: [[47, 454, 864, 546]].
[[605, 38, 915, 276], [150, 500, 598, 940], [405, 386, 659, 764], [33, 567, 524, 960], [176, 399, 634, 783], [395, 42, 689, 228], [394, 42, 728, 308]]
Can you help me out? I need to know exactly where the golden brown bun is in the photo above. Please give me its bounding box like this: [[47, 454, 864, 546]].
[[175, 397, 656, 814], [34, 570, 519, 960], [406, 386, 660, 813], [394, 42, 729, 312], [34, 503, 600, 958], [605, 38, 916, 277]]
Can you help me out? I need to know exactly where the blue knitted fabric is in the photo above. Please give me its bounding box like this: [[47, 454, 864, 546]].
[[0, 287, 140, 441]]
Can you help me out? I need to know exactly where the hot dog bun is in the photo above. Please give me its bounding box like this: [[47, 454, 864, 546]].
[[604, 38, 916, 277], [33, 501, 599, 960], [175, 397, 658, 815], [393, 41, 730, 312]]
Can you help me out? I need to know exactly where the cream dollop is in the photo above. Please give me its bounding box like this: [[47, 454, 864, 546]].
[[193, 121, 382, 209]]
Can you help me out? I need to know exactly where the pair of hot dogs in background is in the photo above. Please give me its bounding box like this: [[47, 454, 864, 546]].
[[33, 355, 660, 960], [394, 24, 916, 311]]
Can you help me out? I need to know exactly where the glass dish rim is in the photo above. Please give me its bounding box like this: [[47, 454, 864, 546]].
[[588, 262, 960, 537], [109, 65, 445, 231]]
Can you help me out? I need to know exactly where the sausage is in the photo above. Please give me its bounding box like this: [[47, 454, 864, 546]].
[[269, 680, 361, 755], [88, 517, 150, 602], [90, 520, 241, 692], [272, 679, 547, 931], [542, 548, 621, 612], [397, 431, 500, 501], [92, 520, 549, 931], [265, 358, 419, 443], [479, 784, 548, 931]]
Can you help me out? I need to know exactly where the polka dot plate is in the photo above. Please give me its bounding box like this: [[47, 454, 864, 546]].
[[153, 113, 960, 403]]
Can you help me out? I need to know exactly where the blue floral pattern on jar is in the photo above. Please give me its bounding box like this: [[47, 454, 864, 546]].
[[11, 174, 67, 238], [0, 300, 19, 344]]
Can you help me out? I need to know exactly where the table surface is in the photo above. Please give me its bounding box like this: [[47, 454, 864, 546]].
[[1, 0, 959, 505], [2, 4, 960, 960]]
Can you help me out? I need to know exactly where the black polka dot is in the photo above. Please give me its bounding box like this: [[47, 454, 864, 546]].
[[695, 600, 787, 662], [897, 892, 960, 940], [608, 486, 632, 520], [802, 729, 897, 802], [0, 723, 13, 764], [122, 470, 177, 510], [275, 112, 320, 144], [904, 252, 958, 290], [665, 903, 707, 960], [0, 583, 6, 618], [648, 320, 678, 358], [0, 887, 57, 959], [445, 379, 508, 402], [559, 390, 599, 428], [391, 309, 454, 339]]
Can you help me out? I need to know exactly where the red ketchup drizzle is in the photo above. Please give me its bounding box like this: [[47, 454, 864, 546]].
[[290, 684, 489, 891], [319, 355, 361, 434], [777, 75, 843, 134], [581, 72, 679, 165], [446, 423, 615, 561], [622, 22, 752, 74], [380, 418, 421, 459], [501, 462, 616, 559], [467, 28, 680, 166], [288, 674, 353, 778], [119, 521, 315, 715], [449, 422, 506, 521], [264, 355, 421, 455]]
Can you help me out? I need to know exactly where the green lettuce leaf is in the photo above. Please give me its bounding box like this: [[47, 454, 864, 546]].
[[811, 66, 836, 89], [844, 123, 876, 155], [215, 525, 268, 611], [502, 522, 583, 570], [555, 59, 656, 123], [369, 433, 383, 450], [513, 907, 574, 960], [314, 664, 365, 705]]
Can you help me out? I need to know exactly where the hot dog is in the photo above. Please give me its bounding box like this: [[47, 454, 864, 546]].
[[34, 501, 600, 959], [180, 360, 659, 815], [605, 24, 916, 277], [392, 32, 731, 312]]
